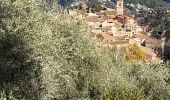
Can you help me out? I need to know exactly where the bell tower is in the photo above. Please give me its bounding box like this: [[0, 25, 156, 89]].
[[81, 0, 89, 12], [117, 0, 124, 15]]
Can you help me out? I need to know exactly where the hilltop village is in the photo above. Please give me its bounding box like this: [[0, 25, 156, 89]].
[[67, 0, 170, 64]]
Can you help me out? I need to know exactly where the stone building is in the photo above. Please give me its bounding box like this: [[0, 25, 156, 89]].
[[117, 0, 124, 15]]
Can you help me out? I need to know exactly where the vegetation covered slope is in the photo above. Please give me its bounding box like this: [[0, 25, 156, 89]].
[[111, 0, 168, 8], [0, 0, 170, 100]]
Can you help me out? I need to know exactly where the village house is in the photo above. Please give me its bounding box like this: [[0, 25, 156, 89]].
[[144, 36, 165, 58], [82, 0, 166, 63], [100, 32, 130, 48], [86, 16, 102, 28], [131, 33, 146, 45], [140, 46, 161, 63], [91, 28, 102, 34]]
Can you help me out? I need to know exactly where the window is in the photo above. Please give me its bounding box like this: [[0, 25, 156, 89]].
[[126, 30, 131, 32], [119, 3, 121, 6]]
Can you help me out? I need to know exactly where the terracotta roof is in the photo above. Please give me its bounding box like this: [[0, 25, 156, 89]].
[[117, 15, 133, 20], [103, 40, 129, 45], [86, 16, 99, 22], [123, 15, 133, 20], [104, 10, 117, 16], [145, 37, 163, 45], [140, 46, 158, 62], [107, 15, 117, 19], [102, 26, 112, 32], [144, 54, 153, 61], [100, 32, 130, 45], [101, 16, 108, 20], [96, 12, 104, 16], [101, 32, 114, 41], [86, 16, 108, 23], [117, 15, 125, 19], [140, 46, 156, 56], [99, 16, 108, 23], [113, 35, 129, 40], [112, 40, 129, 45], [111, 15, 117, 19], [144, 54, 161, 62], [113, 21, 123, 26], [107, 16, 112, 19], [133, 33, 146, 40]]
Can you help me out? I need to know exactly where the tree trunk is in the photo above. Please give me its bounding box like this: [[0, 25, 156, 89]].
[[5, 89, 10, 100]]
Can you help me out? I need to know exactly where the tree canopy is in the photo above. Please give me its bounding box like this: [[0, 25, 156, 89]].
[[0, 0, 170, 100]]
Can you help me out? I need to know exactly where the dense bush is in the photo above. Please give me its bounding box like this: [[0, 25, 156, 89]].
[[91, 3, 105, 13], [125, 44, 145, 61], [115, 61, 170, 100]]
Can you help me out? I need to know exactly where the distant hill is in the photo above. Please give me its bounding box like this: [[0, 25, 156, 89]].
[[163, 0, 170, 2], [57, 0, 169, 9], [123, 0, 169, 8]]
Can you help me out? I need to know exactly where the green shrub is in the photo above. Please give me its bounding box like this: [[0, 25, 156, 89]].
[[92, 3, 105, 13], [0, 0, 170, 100]]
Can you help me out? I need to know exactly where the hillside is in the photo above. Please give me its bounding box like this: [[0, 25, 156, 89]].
[[112, 0, 168, 8], [0, 0, 170, 100], [163, 0, 170, 2], [58, 0, 169, 10]]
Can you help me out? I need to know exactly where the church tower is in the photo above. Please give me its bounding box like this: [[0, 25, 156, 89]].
[[81, 0, 89, 12], [117, 0, 124, 15]]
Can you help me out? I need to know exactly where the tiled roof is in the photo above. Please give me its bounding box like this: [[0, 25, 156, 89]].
[[144, 54, 161, 63], [86, 16, 108, 23], [104, 10, 117, 16], [113, 21, 123, 26], [100, 16, 108, 23], [117, 15, 124, 19], [112, 15, 117, 19], [107, 15, 117, 19], [133, 33, 146, 40], [86, 16, 99, 22], [124, 15, 133, 20], [103, 40, 129, 45], [140, 46, 156, 56], [117, 15, 133, 20], [102, 26, 112, 32], [101, 32, 114, 41], [144, 54, 153, 61], [101, 32, 130, 45], [113, 35, 129, 40], [96, 12, 104, 16], [145, 37, 163, 45]]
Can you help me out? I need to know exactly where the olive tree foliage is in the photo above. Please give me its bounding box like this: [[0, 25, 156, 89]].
[[115, 60, 170, 100], [41, 7, 142, 100], [0, 0, 139, 99], [0, 0, 46, 99]]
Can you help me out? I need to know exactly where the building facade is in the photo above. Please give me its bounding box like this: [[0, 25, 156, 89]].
[[117, 0, 124, 15]]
